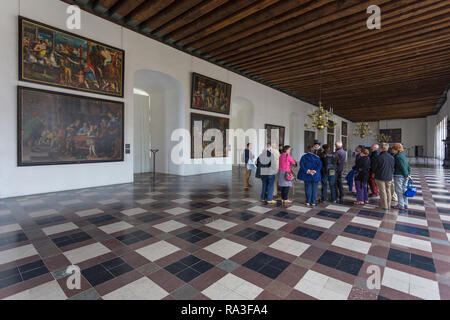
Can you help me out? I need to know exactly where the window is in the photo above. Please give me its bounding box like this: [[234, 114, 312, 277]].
[[436, 116, 448, 160]]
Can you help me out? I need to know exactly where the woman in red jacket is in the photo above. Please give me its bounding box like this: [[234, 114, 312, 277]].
[[278, 145, 297, 204]]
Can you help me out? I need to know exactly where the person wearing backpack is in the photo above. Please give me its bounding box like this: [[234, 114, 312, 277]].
[[320, 144, 339, 203], [353, 148, 371, 205], [257, 144, 277, 204], [278, 145, 297, 204]]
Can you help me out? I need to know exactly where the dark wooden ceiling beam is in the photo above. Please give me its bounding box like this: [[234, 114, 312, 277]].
[[251, 20, 450, 79], [141, 0, 205, 34], [225, 0, 437, 66], [289, 73, 450, 98], [289, 69, 450, 93], [209, 0, 392, 60], [187, 0, 330, 51], [59, 0, 450, 121], [105, 0, 146, 20], [156, 0, 231, 36], [176, 0, 282, 47], [124, 0, 174, 26], [237, 4, 450, 72], [165, 0, 260, 42], [264, 34, 450, 84]]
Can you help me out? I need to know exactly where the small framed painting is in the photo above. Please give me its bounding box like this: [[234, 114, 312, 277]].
[[265, 124, 285, 146]]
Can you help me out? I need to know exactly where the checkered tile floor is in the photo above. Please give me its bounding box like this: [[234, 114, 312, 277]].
[[0, 166, 449, 300]]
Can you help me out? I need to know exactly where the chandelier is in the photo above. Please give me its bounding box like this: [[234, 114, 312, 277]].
[[353, 122, 373, 138], [305, 40, 337, 131], [305, 102, 336, 130]]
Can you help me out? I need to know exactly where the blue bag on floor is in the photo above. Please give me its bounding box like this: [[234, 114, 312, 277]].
[[405, 179, 417, 198], [346, 170, 356, 193]]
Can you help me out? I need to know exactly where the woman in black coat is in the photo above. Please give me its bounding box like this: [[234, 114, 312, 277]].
[[354, 148, 371, 205]]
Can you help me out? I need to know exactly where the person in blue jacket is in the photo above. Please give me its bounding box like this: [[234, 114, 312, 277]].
[[298, 146, 322, 207]]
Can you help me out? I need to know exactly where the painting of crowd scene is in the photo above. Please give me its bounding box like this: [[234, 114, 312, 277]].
[[191, 113, 229, 159], [19, 17, 124, 97], [191, 73, 232, 115], [18, 87, 124, 166]]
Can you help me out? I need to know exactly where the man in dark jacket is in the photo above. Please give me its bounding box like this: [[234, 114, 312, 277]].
[[372, 143, 395, 210], [368, 144, 380, 197], [320, 144, 339, 203], [334, 141, 347, 204]]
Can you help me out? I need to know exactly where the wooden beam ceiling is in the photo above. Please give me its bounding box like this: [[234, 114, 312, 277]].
[[61, 0, 450, 122]]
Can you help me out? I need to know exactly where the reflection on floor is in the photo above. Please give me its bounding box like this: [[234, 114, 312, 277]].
[[0, 166, 449, 300]]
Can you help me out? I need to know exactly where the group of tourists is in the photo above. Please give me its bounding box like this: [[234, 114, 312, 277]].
[[243, 140, 412, 211]]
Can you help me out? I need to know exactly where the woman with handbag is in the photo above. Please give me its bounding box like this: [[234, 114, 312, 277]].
[[278, 145, 297, 204]]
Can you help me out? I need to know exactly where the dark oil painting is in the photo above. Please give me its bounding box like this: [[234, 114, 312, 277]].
[[19, 17, 125, 97], [265, 124, 285, 146], [304, 131, 315, 153], [342, 121, 348, 136], [380, 129, 402, 143], [18, 86, 124, 166], [191, 73, 232, 115], [191, 113, 230, 159]]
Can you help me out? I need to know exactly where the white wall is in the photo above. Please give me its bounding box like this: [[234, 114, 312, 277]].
[[379, 118, 427, 157], [0, 0, 349, 198]]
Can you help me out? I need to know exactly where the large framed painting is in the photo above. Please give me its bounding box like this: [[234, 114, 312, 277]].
[[327, 120, 335, 133], [265, 124, 285, 146], [342, 136, 348, 151], [18, 86, 124, 166], [327, 134, 335, 147], [304, 131, 315, 153], [19, 16, 125, 98], [191, 73, 232, 115], [379, 129, 402, 143], [191, 113, 229, 159], [342, 121, 348, 136]]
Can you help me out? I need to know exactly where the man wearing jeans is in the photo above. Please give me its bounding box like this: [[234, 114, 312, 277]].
[[392, 143, 411, 210], [372, 143, 395, 211], [335, 141, 347, 204], [258, 144, 277, 204]]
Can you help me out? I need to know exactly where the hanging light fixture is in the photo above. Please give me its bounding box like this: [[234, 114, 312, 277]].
[[305, 40, 337, 131], [353, 122, 373, 138]]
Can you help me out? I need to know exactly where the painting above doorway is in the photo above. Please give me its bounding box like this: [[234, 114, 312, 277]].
[[191, 73, 232, 115]]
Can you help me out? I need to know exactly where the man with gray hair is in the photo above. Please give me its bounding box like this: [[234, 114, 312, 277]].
[[335, 141, 347, 204], [372, 143, 395, 211]]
